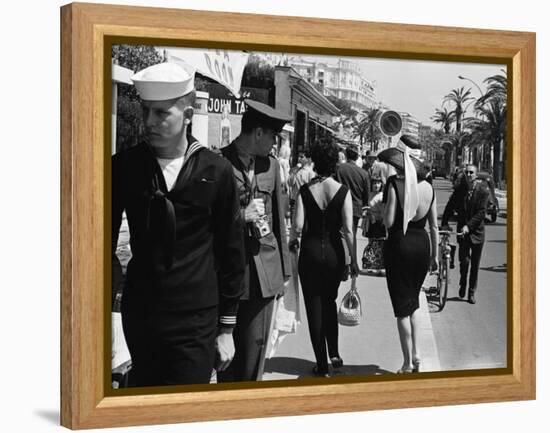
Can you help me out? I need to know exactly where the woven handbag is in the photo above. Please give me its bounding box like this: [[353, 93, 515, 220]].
[[338, 277, 362, 326]]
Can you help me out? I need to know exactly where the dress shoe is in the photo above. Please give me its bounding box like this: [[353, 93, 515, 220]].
[[330, 356, 344, 369], [459, 286, 466, 298], [468, 292, 476, 304]]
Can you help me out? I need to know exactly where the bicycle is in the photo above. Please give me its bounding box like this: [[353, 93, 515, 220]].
[[435, 229, 453, 311]]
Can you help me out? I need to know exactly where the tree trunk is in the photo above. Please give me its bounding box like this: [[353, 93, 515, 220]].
[[492, 138, 501, 187], [500, 136, 506, 186]]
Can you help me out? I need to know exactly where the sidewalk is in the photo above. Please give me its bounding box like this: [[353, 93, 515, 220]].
[[494, 188, 507, 199], [263, 235, 441, 381]]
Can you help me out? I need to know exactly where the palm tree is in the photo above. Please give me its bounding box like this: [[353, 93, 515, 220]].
[[431, 107, 456, 135], [450, 129, 473, 167], [471, 99, 507, 183], [353, 107, 382, 151], [476, 69, 507, 108], [444, 86, 474, 134], [474, 70, 507, 184], [333, 114, 359, 142]]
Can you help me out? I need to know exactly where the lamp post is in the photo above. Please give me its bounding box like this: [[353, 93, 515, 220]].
[[458, 75, 483, 97], [458, 75, 486, 169]]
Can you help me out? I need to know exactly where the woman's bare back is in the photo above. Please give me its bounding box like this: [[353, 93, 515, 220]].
[[307, 177, 343, 210], [392, 178, 434, 221]]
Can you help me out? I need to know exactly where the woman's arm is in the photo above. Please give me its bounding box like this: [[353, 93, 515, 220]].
[[383, 180, 396, 229], [427, 190, 439, 271], [341, 191, 358, 276], [289, 191, 304, 250]]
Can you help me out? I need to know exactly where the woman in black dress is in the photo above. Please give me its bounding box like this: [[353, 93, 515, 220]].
[[289, 140, 358, 377], [378, 135, 439, 374]]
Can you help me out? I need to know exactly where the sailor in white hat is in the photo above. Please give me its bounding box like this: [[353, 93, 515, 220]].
[[112, 62, 245, 387], [131, 62, 197, 160]]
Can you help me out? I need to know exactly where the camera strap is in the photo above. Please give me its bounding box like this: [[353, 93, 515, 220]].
[[240, 159, 257, 206], [237, 158, 259, 244]]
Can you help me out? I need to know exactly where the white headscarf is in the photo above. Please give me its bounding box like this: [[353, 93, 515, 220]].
[[396, 140, 419, 235]]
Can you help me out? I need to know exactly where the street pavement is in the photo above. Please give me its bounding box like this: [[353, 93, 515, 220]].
[[114, 178, 508, 380], [428, 178, 508, 371], [263, 178, 508, 380], [263, 241, 440, 381]]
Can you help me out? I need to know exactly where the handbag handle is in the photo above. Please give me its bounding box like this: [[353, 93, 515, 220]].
[[352, 276, 362, 316]]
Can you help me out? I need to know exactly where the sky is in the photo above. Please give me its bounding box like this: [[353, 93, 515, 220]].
[[145, 45, 505, 128], [290, 54, 505, 127]]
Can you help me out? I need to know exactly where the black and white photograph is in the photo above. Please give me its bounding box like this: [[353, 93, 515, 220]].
[[111, 44, 508, 389], [4, 0, 547, 431]]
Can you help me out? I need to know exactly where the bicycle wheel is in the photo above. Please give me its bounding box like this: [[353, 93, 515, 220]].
[[438, 258, 449, 311]]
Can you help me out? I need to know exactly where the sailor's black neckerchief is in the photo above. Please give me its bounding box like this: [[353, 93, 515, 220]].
[[146, 132, 206, 270]]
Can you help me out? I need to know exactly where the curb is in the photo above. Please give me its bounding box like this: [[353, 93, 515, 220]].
[[418, 274, 442, 372]]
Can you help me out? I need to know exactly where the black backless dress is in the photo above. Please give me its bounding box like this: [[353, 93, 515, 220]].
[[383, 176, 433, 318], [298, 183, 348, 374]]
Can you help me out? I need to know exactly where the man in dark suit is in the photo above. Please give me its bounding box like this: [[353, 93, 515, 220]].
[[218, 99, 292, 382], [335, 144, 371, 255], [112, 62, 245, 386], [441, 164, 489, 304]]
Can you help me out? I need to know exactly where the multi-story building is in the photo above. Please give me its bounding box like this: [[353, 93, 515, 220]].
[[399, 112, 420, 138], [274, 66, 341, 163], [288, 57, 377, 112], [418, 124, 435, 160]]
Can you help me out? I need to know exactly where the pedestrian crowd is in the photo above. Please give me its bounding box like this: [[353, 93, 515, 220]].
[[112, 61, 491, 387]]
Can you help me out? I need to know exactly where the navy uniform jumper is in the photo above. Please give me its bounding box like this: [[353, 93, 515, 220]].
[[112, 137, 245, 386]]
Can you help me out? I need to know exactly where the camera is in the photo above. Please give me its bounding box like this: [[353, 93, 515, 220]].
[[252, 215, 271, 239]]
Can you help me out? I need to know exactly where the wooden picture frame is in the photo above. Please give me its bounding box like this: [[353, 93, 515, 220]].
[[60, 2, 535, 429]]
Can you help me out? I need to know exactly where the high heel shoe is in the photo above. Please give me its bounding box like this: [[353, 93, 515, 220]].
[[412, 358, 421, 373], [330, 356, 344, 369], [312, 365, 330, 378]]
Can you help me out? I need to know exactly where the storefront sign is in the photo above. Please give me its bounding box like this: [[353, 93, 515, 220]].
[[204, 84, 270, 114]]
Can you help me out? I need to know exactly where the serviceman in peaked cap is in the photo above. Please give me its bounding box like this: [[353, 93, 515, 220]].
[[217, 99, 292, 382], [112, 62, 245, 387]]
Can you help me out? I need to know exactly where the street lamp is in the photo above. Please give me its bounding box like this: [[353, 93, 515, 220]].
[[458, 75, 489, 170], [458, 75, 486, 167], [458, 75, 483, 97]]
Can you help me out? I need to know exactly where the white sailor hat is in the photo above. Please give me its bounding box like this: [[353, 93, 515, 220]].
[[131, 62, 195, 101]]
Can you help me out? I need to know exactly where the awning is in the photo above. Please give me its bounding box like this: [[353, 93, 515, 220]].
[[309, 118, 335, 134]]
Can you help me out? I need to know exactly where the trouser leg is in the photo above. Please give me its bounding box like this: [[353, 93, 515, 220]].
[[155, 307, 218, 386], [303, 293, 328, 373], [217, 296, 274, 382], [323, 277, 341, 360], [449, 244, 457, 268], [323, 296, 339, 360], [468, 242, 484, 293], [458, 237, 471, 290], [122, 305, 218, 387]]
